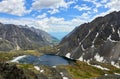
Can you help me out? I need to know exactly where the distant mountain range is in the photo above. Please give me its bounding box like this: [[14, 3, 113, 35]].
[[0, 23, 59, 51], [58, 11, 120, 66]]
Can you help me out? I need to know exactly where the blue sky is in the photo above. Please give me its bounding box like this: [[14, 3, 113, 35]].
[[0, 0, 120, 39]]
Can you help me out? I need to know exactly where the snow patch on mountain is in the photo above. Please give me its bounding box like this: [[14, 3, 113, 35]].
[[94, 53, 104, 62], [117, 29, 120, 37], [34, 66, 40, 71], [60, 72, 69, 79], [92, 65, 110, 70], [91, 32, 99, 48], [81, 45, 85, 51], [11, 55, 27, 63], [79, 30, 91, 45], [34, 66, 44, 73], [107, 35, 118, 42], [78, 55, 83, 61], [111, 61, 120, 68], [114, 73, 120, 75], [65, 53, 71, 58], [111, 24, 115, 32]]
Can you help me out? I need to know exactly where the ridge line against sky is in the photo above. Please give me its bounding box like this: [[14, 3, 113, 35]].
[[0, 0, 120, 38]]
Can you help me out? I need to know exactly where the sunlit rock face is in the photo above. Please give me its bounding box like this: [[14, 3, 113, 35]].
[[58, 11, 120, 66]]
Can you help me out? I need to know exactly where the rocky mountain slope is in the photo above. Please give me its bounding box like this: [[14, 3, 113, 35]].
[[58, 11, 120, 66], [0, 23, 58, 51], [29, 27, 59, 45]]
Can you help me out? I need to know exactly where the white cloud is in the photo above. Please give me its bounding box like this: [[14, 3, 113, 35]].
[[105, 0, 120, 11], [100, 0, 109, 3], [74, 4, 91, 11], [0, 0, 30, 16], [90, 9, 116, 21], [32, 0, 74, 10], [0, 15, 86, 32], [93, 8, 98, 13], [48, 9, 59, 14], [79, 12, 91, 20], [90, 0, 120, 21], [82, 0, 103, 14], [32, 0, 75, 14], [72, 11, 91, 21], [83, 0, 102, 8], [36, 13, 47, 19]]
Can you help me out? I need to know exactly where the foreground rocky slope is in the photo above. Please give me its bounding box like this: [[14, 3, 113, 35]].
[[1, 61, 120, 79], [0, 63, 37, 79], [0, 23, 58, 51], [58, 11, 120, 66]]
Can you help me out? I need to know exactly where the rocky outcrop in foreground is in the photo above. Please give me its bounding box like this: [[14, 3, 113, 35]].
[[0, 63, 37, 79]]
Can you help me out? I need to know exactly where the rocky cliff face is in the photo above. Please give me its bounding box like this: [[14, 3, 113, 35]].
[[0, 23, 58, 51], [58, 11, 120, 65]]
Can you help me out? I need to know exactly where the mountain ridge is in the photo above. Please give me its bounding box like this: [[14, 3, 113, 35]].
[[0, 23, 59, 51], [58, 11, 120, 67]]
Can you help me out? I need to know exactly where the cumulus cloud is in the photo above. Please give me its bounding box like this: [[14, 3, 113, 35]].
[[36, 13, 47, 19], [83, 0, 102, 8], [100, 0, 109, 3], [1, 0, 119, 33], [32, 0, 74, 10], [90, 0, 120, 21], [105, 0, 120, 11], [82, 0, 103, 14], [32, 0, 75, 14], [79, 12, 91, 20], [48, 9, 59, 14], [0, 16, 86, 32], [0, 0, 30, 16], [74, 4, 91, 11], [90, 9, 118, 22]]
